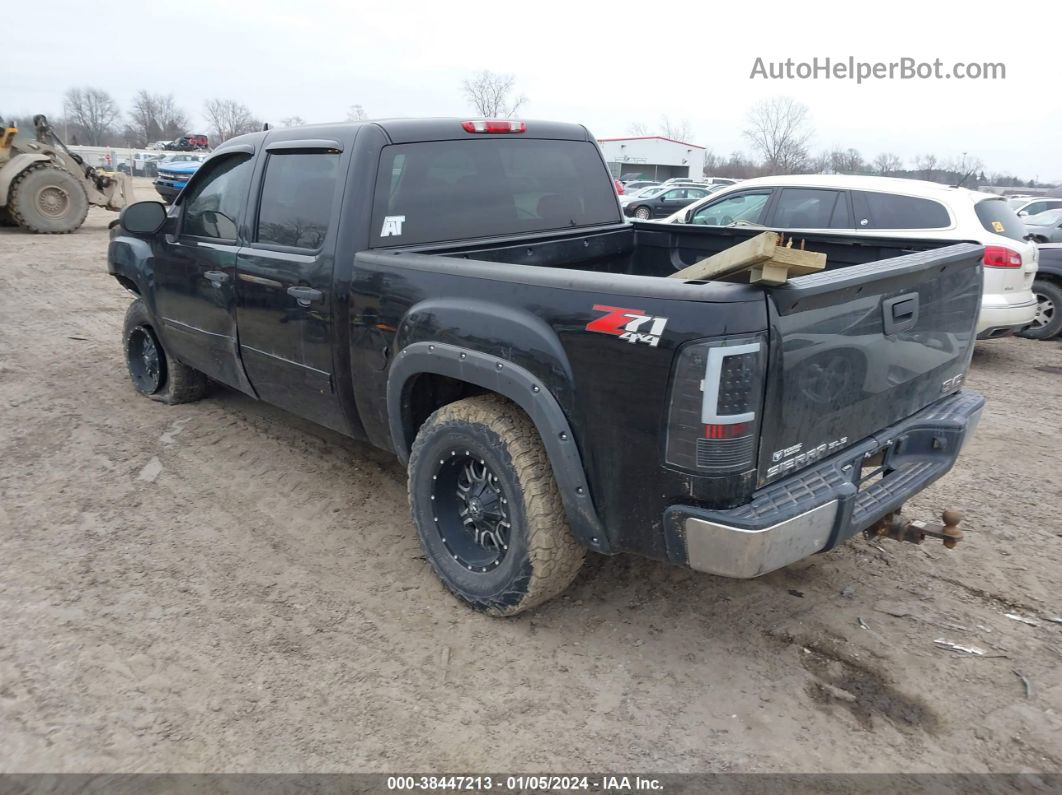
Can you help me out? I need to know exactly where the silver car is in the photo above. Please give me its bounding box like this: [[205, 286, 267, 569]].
[[1024, 209, 1062, 243]]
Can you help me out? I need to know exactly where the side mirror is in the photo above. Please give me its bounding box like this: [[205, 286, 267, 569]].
[[120, 201, 168, 235], [683, 209, 694, 223], [1018, 211, 1028, 217]]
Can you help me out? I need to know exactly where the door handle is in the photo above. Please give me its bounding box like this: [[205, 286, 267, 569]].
[[287, 286, 323, 307], [204, 270, 229, 285], [882, 293, 919, 335]]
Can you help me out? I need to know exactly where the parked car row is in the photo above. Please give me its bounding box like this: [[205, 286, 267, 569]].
[[146, 134, 210, 152], [118, 152, 209, 178]]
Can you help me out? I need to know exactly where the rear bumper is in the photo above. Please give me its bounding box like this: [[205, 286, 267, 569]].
[[664, 389, 985, 578], [977, 295, 1037, 337]]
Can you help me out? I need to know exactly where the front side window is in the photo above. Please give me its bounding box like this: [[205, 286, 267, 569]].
[[256, 151, 340, 249], [772, 188, 845, 229], [180, 154, 253, 241], [854, 191, 951, 229], [689, 190, 771, 226]]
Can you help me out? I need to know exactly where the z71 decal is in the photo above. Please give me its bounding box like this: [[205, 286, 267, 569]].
[[585, 305, 669, 347]]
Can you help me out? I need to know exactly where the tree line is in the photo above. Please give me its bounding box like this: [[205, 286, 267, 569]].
[[629, 96, 1054, 189], [1, 87, 267, 148], [5, 82, 1052, 188]]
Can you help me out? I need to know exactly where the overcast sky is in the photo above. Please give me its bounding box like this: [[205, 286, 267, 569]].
[[5, 0, 1060, 181]]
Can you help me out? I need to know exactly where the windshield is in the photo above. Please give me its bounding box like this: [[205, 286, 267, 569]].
[[371, 139, 621, 246], [1026, 209, 1062, 226], [974, 198, 1026, 241]]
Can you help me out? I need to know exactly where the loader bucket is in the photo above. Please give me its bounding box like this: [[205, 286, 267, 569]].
[[102, 173, 134, 211]]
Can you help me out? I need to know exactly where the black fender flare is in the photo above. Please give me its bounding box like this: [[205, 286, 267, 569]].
[[387, 341, 610, 553]]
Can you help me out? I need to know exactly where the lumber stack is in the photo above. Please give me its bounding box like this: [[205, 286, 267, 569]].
[[669, 231, 826, 285]]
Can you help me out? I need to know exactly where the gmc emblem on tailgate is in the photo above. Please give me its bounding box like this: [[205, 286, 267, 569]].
[[942, 374, 964, 393]]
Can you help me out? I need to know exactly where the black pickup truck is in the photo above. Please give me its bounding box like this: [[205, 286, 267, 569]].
[[108, 118, 985, 615]]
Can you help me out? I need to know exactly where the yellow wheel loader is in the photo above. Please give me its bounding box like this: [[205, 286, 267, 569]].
[[0, 115, 132, 233]]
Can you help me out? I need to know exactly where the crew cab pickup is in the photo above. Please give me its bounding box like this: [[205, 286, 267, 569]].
[[108, 118, 985, 616]]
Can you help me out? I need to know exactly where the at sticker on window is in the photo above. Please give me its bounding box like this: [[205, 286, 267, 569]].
[[381, 215, 406, 237]]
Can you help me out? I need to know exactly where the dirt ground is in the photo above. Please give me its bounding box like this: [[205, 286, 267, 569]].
[[1, 180, 1061, 774]]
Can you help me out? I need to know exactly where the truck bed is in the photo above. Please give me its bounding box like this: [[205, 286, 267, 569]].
[[429, 222, 964, 280]]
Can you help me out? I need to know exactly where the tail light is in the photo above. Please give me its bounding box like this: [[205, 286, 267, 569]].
[[665, 336, 766, 474], [983, 246, 1022, 268], [614, 179, 624, 195], [460, 120, 526, 134]]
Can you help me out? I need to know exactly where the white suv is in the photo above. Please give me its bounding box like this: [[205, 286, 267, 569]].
[[656, 175, 1038, 338]]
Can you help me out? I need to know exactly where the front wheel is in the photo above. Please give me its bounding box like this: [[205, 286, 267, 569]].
[[123, 299, 208, 404], [8, 164, 90, 233], [408, 395, 585, 616], [1018, 279, 1062, 340], [633, 206, 651, 220]]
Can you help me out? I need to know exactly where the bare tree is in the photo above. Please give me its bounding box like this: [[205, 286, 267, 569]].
[[63, 87, 120, 146], [127, 90, 188, 146], [743, 96, 813, 174], [712, 151, 761, 180], [280, 116, 306, 128], [346, 104, 367, 122], [625, 117, 693, 141], [659, 115, 692, 142], [702, 149, 722, 175], [943, 155, 985, 186], [872, 152, 903, 175], [809, 150, 831, 174], [461, 71, 526, 118], [204, 99, 261, 143], [914, 154, 939, 180], [828, 147, 866, 174]]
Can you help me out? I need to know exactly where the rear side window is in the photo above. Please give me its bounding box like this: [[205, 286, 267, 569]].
[[256, 152, 339, 249], [974, 198, 1026, 241], [853, 191, 951, 229], [772, 188, 846, 229], [370, 139, 621, 246]]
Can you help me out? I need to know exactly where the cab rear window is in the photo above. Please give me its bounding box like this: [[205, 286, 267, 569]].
[[370, 139, 621, 246], [975, 198, 1027, 241]]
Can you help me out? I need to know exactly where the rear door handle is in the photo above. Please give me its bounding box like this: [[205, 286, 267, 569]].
[[287, 286, 323, 307], [204, 270, 229, 285]]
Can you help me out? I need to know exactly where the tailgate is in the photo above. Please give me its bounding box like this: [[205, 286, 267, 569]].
[[759, 243, 983, 485]]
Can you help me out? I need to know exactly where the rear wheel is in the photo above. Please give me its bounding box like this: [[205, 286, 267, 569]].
[[1019, 279, 1062, 340], [123, 299, 208, 404], [8, 164, 90, 233], [408, 395, 584, 616]]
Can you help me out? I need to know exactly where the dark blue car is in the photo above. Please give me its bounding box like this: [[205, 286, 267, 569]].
[[154, 160, 203, 203]]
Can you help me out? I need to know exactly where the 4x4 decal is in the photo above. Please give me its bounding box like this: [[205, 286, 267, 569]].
[[585, 305, 668, 347]]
